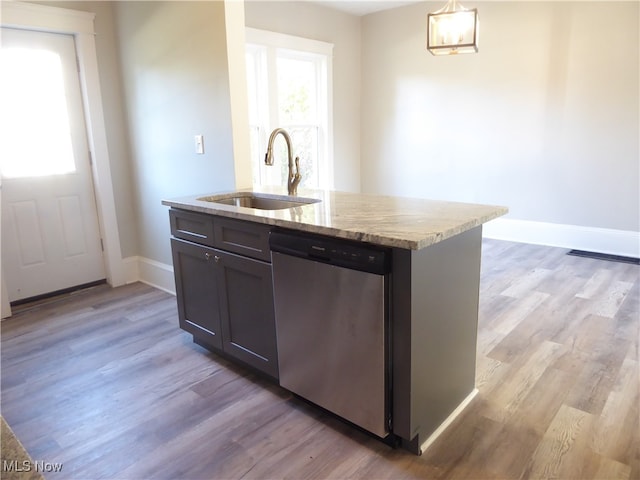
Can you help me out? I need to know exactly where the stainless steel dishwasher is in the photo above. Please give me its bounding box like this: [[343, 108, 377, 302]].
[[270, 230, 390, 438]]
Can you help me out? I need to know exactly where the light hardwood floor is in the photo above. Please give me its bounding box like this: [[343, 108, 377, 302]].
[[1, 240, 638, 479]]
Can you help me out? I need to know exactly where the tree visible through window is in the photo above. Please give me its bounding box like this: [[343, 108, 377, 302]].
[[245, 28, 333, 190]]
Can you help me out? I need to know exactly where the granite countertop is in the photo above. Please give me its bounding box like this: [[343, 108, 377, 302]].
[[162, 187, 508, 250]]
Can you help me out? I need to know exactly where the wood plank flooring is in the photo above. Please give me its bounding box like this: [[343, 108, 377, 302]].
[[1, 239, 638, 479]]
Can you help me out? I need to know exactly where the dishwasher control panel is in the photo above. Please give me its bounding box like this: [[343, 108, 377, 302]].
[[270, 230, 389, 275]]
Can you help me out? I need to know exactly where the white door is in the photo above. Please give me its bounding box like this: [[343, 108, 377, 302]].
[[0, 27, 105, 302]]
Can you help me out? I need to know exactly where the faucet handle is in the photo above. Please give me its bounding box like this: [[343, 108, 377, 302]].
[[288, 157, 302, 196]]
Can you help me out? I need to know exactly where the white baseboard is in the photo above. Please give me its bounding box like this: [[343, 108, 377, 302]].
[[1, 266, 11, 320], [122, 256, 175, 295], [483, 218, 640, 259], [419, 388, 479, 454]]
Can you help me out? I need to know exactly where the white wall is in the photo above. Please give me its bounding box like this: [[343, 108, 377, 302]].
[[114, 1, 236, 266], [244, 1, 362, 192], [361, 2, 639, 243]]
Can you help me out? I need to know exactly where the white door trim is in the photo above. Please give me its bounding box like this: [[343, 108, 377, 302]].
[[1, 2, 126, 291]]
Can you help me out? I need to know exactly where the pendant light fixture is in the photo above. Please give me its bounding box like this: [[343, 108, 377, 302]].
[[427, 0, 479, 56]]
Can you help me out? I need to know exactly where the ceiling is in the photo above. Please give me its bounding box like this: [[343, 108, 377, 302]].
[[311, 1, 422, 16]]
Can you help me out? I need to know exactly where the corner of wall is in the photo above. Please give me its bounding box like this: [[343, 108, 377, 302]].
[[122, 256, 176, 295], [225, 0, 253, 189]]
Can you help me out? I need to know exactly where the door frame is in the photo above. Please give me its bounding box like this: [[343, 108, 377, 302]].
[[1, 2, 126, 317]]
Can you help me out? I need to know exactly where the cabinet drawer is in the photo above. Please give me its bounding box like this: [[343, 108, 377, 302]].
[[214, 217, 271, 262], [170, 209, 215, 247]]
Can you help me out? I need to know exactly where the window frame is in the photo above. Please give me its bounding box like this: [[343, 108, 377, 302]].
[[245, 27, 334, 190]]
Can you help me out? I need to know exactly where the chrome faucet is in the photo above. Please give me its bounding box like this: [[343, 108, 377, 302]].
[[264, 128, 302, 196]]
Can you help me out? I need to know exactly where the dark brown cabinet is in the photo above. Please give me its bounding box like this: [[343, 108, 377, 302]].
[[216, 248, 277, 377], [169, 209, 278, 379], [171, 238, 223, 349]]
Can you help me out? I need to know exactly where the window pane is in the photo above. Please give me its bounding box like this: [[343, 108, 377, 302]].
[[287, 126, 318, 188], [248, 124, 262, 186], [245, 49, 263, 126], [277, 55, 317, 125], [0, 48, 76, 178]]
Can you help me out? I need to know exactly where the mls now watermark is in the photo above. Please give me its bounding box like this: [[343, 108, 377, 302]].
[[3, 460, 64, 473]]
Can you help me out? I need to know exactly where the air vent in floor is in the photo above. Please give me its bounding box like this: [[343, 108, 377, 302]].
[[567, 250, 639, 265]]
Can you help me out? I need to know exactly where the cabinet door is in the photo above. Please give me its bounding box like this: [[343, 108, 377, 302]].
[[171, 238, 223, 349], [216, 250, 278, 379]]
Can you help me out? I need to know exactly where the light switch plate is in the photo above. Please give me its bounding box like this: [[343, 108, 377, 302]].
[[195, 135, 204, 154]]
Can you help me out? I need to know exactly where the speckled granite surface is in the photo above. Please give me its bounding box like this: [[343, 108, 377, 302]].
[[163, 187, 508, 250], [1, 416, 44, 480]]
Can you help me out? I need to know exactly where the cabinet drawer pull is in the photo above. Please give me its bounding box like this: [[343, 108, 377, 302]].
[[214, 255, 221, 263]]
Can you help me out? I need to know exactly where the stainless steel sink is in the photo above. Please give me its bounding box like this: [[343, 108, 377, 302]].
[[197, 193, 320, 210]]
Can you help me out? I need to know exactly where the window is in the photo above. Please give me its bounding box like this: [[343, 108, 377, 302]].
[[245, 28, 333, 190], [0, 46, 76, 178]]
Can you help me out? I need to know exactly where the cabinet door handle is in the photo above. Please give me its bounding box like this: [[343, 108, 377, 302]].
[[205, 252, 221, 263]]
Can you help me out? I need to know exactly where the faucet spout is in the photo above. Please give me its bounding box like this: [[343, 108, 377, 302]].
[[264, 128, 302, 196]]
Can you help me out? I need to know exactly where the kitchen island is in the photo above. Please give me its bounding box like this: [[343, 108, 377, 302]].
[[163, 188, 507, 454]]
